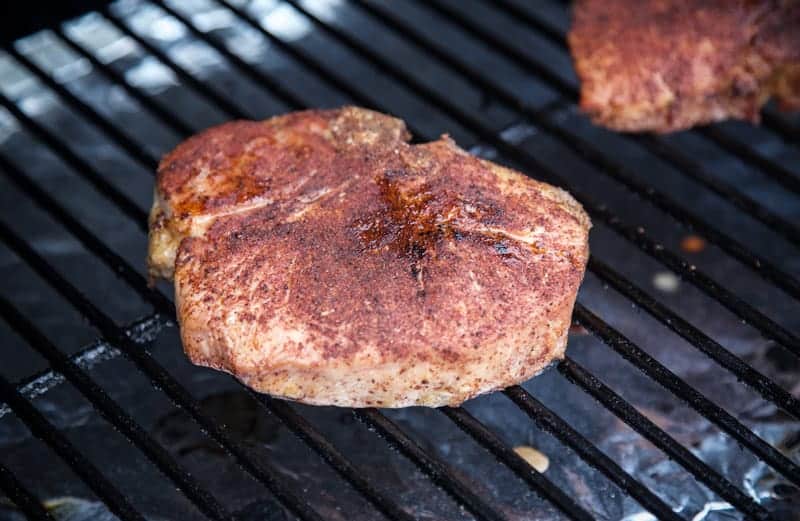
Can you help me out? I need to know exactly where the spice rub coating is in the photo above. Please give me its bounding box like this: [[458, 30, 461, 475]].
[[149, 107, 591, 407], [568, 0, 800, 132]]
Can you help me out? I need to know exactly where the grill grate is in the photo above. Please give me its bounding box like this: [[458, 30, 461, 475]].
[[0, 1, 798, 520]]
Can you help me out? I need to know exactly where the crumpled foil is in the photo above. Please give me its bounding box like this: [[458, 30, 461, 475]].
[[0, 1, 798, 520]]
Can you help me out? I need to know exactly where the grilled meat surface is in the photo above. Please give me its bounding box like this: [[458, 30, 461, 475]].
[[568, 0, 800, 132], [148, 107, 591, 407]]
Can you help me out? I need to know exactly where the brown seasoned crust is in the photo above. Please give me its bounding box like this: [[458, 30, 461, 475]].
[[148, 108, 410, 279], [568, 0, 800, 132], [151, 107, 591, 407]]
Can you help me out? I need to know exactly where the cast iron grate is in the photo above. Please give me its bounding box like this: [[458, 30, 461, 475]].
[[0, 1, 798, 520]]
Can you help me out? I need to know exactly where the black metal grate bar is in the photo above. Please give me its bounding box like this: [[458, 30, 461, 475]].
[[0, 296, 236, 521], [558, 357, 773, 521], [355, 409, 510, 521], [481, 0, 800, 197], [0, 221, 327, 521], [0, 90, 148, 231], [351, 0, 800, 248], [53, 26, 194, 138], [0, 154, 168, 312], [268, 0, 800, 355], [762, 111, 800, 145], [572, 303, 800, 486], [0, 373, 146, 521], [101, 9, 251, 121], [698, 126, 800, 196], [2, 314, 166, 419], [0, 462, 54, 521], [174, 0, 427, 138], [253, 394, 417, 521], [499, 387, 684, 521], [149, 2, 307, 112], [348, 0, 800, 302], [439, 406, 601, 521], [588, 257, 800, 419], [3, 44, 159, 172]]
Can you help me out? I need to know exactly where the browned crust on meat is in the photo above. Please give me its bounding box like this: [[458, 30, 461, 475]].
[[568, 0, 800, 132], [152, 107, 591, 407], [147, 108, 410, 280]]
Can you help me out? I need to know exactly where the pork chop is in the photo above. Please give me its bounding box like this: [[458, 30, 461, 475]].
[[568, 0, 800, 132], [148, 107, 591, 407]]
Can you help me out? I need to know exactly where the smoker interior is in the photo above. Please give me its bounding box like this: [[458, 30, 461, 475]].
[[0, 1, 799, 520]]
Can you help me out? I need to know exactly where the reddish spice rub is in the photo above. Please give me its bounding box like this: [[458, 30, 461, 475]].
[[150, 107, 591, 407], [568, 0, 800, 132]]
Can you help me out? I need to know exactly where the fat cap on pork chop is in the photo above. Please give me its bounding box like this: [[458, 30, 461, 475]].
[[148, 107, 591, 407]]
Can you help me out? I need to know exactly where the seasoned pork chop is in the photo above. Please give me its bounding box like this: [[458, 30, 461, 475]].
[[149, 107, 591, 407], [568, 0, 800, 132]]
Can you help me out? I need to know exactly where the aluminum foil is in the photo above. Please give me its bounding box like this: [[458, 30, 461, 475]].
[[0, 1, 798, 520]]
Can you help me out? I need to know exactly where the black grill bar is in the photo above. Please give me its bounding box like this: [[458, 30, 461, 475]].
[[499, 387, 684, 521], [2, 314, 166, 419], [101, 9, 251, 121], [558, 357, 773, 521], [52, 27, 194, 139], [165, 0, 427, 138], [0, 90, 148, 231], [0, 154, 168, 311], [259, 0, 800, 355], [572, 303, 800, 486], [481, 0, 800, 197], [439, 407, 599, 521], [698, 126, 800, 196], [3, 44, 159, 172], [588, 257, 800, 418], [0, 296, 236, 521], [351, 0, 800, 247], [0, 463, 54, 521], [149, 2, 306, 112], [348, 0, 800, 301], [253, 395, 417, 521], [762, 110, 800, 145], [355, 409, 510, 521], [0, 372, 146, 521], [0, 221, 326, 521]]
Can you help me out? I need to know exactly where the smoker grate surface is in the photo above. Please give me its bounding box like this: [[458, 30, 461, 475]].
[[0, 1, 798, 521]]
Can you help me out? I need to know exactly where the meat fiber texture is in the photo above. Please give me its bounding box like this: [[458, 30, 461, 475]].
[[568, 0, 800, 132], [148, 107, 591, 407]]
